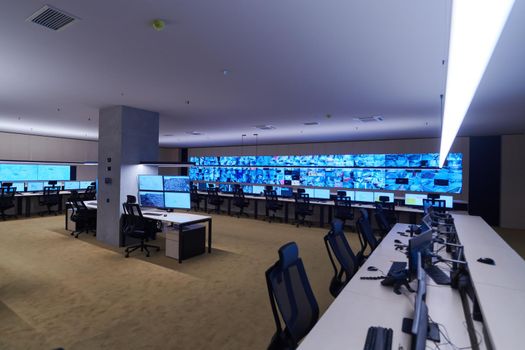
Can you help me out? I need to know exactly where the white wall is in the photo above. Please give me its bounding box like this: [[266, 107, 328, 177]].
[[189, 137, 470, 202], [501, 134, 525, 229]]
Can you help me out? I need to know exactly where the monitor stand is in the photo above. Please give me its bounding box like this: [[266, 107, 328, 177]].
[[402, 318, 440, 342]]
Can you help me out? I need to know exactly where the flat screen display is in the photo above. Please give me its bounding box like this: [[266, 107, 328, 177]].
[[303, 188, 315, 198], [64, 181, 80, 190], [37, 165, 71, 181], [313, 188, 330, 199], [164, 192, 190, 209], [0, 164, 38, 181], [139, 191, 164, 208], [27, 182, 44, 192], [138, 175, 163, 191], [5, 182, 25, 191], [405, 193, 428, 206], [79, 181, 93, 189], [354, 191, 374, 203], [280, 187, 294, 198], [252, 185, 265, 195], [374, 192, 395, 203], [164, 176, 190, 192], [344, 190, 356, 201], [437, 195, 453, 208]]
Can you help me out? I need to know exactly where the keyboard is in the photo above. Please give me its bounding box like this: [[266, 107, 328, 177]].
[[143, 212, 163, 216], [425, 265, 451, 285], [364, 326, 393, 350], [387, 261, 407, 276]]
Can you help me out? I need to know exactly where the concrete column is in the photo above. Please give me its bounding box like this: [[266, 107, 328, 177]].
[[96, 106, 159, 246]]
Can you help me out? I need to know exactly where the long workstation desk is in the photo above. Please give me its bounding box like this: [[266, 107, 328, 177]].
[[299, 214, 525, 349], [14, 190, 82, 217], [198, 191, 424, 227], [81, 200, 213, 263]]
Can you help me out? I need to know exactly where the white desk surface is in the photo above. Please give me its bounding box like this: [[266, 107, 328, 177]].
[[299, 223, 475, 350]]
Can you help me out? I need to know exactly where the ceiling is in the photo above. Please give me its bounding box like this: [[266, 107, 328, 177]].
[[0, 0, 524, 148]]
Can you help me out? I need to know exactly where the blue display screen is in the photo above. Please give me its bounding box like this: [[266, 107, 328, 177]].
[[139, 191, 164, 208], [37, 165, 71, 180], [164, 176, 190, 192], [138, 175, 163, 191], [27, 182, 44, 192], [79, 181, 93, 189], [8, 182, 25, 191], [164, 192, 190, 209], [64, 181, 80, 190], [0, 164, 38, 181]]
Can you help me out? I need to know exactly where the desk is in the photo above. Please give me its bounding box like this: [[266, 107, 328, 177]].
[[84, 201, 213, 263], [16, 190, 72, 216], [299, 223, 476, 350]]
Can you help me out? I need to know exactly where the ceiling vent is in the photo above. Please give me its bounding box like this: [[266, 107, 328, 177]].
[[354, 115, 384, 123], [186, 131, 203, 136], [254, 125, 276, 130], [303, 122, 320, 126], [27, 5, 78, 31]]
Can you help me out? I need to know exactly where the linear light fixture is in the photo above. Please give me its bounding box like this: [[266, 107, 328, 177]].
[[139, 161, 196, 167], [439, 0, 515, 167]]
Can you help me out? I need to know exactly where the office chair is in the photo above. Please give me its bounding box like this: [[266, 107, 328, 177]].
[[294, 193, 313, 227], [356, 209, 381, 257], [324, 219, 363, 297], [378, 196, 397, 226], [265, 242, 319, 349], [0, 187, 16, 220], [122, 203, 160, 258], [69, 191, 97, 238], [207, 187, 224, 214], [232, 187, 250, 218], [333, 195, 354, 228], [126, 195, 137, 204], [38, 186, 61, 215], [81, 185, 96, 201], [264, 189, 283, 223], [190, 185, 204, 211], [374, 203, 393, 238]]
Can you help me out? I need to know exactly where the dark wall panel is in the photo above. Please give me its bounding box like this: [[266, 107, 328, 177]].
[[469, 136, 501, 226], [180, 148, 188, 176]]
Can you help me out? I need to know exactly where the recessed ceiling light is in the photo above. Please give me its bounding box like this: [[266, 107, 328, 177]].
[[223, 69, 230, 75], [186, 131, 203, 136], [303, 122, 319, 126], [353, 116, 383, 123], [163, 134, 174, 137], [254, 125, 276, 130]]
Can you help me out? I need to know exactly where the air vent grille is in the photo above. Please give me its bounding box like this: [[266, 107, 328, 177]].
[[354, 116, 384, 123], [255, 125, 276, 130], [27, 5, 78, 31]]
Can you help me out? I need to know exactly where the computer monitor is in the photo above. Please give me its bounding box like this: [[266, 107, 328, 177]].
[[164, 176, 190, 192], [412, 255, 429, 350], [280, 187, 294, 198], [79, 181, 93, 189], [344, 190, 356, 201], [164, 192, 190, 209], [64, 181, 80, 190], [373, 192, 394, 203], [198, 182, 208, 191], [207, 183, 215, 188], [354, 191, 374, 203], [138, 175, 163, 191], [9, 182, 25, 192], [408, 231, 433, 279], [139, 191, 164, 208], [303, 188, 315, 198], [252, 185, 265, 195], [313, 188, 330, 200], [27, 181, 44, 192], [439, 195, 453, 209], [404, 193, 428, 206], [243, 185, 253, 194]]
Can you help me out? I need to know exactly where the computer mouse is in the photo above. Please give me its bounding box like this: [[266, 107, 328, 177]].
[[367, 266, 378, 271], [394, 239, 402, 244], [477, 257, 495, 265]]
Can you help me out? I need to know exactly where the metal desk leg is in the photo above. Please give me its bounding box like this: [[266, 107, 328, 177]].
[[284, 203, 289, 223], [208, 219, 212, 253], [254, 200, 258, 219], [178, 224, 183, 263], [227, 198, 232, 215], [319, 206, 325, 227], [25, 196, 31, 217]]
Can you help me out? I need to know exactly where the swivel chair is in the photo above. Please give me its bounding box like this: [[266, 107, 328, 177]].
[[374, 203, 393, 237], [69, 191, 97, 238], [207, 187, 224, 214], [232, 187, 250, 218], [0, 187, 16, 220], [356, 208, 381, 258], [333, 195, 354, 228], [122, 203, 160, 258], [264, 189, 283, 223], [265, 242, 319, 349], [81, 185, 96, 201], [324, 219, 363, 297], [294, 193, 313, 227], [39, 186, 61, 215], [190, 185, 204, 211]]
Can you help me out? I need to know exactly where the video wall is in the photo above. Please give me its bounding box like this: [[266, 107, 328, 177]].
[[0, 164, 72, 181], [189, 153, 463, 194], [138, 175, 191, 209]]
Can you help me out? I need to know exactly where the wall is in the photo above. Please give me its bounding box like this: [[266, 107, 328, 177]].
[[189, 137, 470, 202], [500, 134, 525, 229]]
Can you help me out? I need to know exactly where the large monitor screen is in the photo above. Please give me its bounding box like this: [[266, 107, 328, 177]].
[[139, 191, 164, 208], [439, 195, 454, 209], [27, 182, 44, 192], [79, 181, 93, 189], [7, 182, 25, 191], [37, 165, 71, 180], [164, 176, 190, 192], [313, 188, 331, 200], [405, 193, 428, 206], [354, 191, 374, 203], [374, 192, 395, 203], [138, 175, 163, 191], [64, 181, 80, 190], [252, 185, 265, 195], [0, 164, 38, 181], [164, 192, 190, 209]]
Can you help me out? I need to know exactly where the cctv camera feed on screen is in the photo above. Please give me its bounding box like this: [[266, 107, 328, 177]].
[[189, 152, 463, 194], [163, 176, 190, 192], [0, 164, 71, 181], [138, 175, 164, 191], [139, 191, 164, 208]]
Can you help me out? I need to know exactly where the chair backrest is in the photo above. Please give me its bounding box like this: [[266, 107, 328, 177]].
[[295, 193, 311, 212], [336, 190, 346, 197], [264, 189, 279, 203], [374, 203, 392, 234], [334, 196, 353, 219], [265, 242, 319, 346], [0, 187, 16, 206], [324, 219, 359, 284], [84, 185, 96, 200], [43, 186, 60, 196], [207, 187, 219, 199], [356, 214, 379, 251], [122, 203, 144, 233], [233, 187, 246, 203]]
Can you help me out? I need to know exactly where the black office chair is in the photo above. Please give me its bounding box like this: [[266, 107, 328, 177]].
[[324, 219, 363, 297], [265, 242, 319, 349], [38, 186, 61, 215], [0, 187, 16, 220], [190, 185, 204, 211], [69, 191, 97, 238], [122, 203, 160, 258], [356, 209, 381, 257], [378, 196, 397, 226], [294, 193, 313, 227], [207, 187, 224, 214], [233, 187, 250, 218], [333, 195, 354, 228], [374, 203, 393, 238], [264, 189, 283, 223], [81, 185, 96, 201]]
